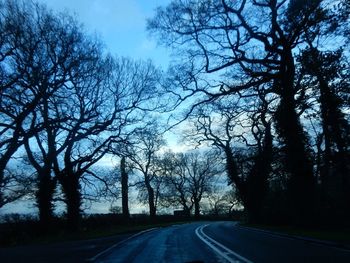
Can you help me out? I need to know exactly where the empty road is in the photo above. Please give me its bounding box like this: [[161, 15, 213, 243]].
[[93, 221, 350, 263], [2, 221, 350, 262]]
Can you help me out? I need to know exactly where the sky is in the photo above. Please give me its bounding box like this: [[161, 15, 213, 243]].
[[36, 0, 172, 69]]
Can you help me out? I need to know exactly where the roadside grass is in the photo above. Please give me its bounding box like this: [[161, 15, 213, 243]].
[[241, 224, 350, 245]]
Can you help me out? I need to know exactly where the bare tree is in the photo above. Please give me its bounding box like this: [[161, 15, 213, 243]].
[[13, 2, 105, 228], [127, 124, 165, 218], [160, 150, 222, 218], [160, 152, 194, 215], [52, 57, 162, 229], [181, 151, 222, 218], [0, 0, 70, 208], [184, 92, 273, 222], [206, 186, 236, 216], [148, 0, 333, 224]]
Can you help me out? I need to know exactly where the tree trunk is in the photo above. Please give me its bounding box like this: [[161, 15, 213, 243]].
[[317, 70, 350, 223], [120, 157, 129, 219], [145, 179, 156, 218], [224, 144, 244, 195], [61, 174, 81, 230], [183, 205, 191, 217], [245, 124, 273, 223], [275, 87, 314, 225], [194, 198, 200, 219], [0, 169, 4, 208], [273, 45, 315, 225], [36, 170, 55, 231]]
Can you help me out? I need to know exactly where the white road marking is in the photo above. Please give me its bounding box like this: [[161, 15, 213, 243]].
[[195, 224, 253, 263]]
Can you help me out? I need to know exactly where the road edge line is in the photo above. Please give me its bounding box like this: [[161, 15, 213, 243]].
[[87, 227, 158, 262]]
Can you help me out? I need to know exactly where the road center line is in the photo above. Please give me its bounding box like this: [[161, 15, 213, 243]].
[[195, 224, 253, 263]]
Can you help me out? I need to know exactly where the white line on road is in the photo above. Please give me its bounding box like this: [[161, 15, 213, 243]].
[[195, 224, 253, 263]]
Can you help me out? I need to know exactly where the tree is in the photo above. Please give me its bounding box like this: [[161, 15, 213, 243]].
[[298, 47, 350, 222], [0, 0, 164, 229], [161, 150, 222, 218], [0, 0, 68, 209], [53, 57, 161, 229], [181, 151, 222, 218], [207, 187, 235, 216], [13, 2, 104, 228], [0, 0, 121, 229], [187, 94, 273, 222], [148, 0, 331, 224], [127, 124, 165, 218], [0, 166, 35, 208], [160, 152, 194, 215]]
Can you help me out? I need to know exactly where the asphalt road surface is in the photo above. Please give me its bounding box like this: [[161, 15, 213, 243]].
[[2, 221, 350, 262], [93, 221, 350, 263]]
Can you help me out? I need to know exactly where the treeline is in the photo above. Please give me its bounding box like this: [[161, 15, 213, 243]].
[[1, 0, 350, 231], [122, 147, 230, 219], [147, 0, 350, 226], [0, 0, 231, 231], [0, 0, 165, 230]]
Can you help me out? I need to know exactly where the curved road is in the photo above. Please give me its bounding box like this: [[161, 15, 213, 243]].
[[92, 221, 350, 263]]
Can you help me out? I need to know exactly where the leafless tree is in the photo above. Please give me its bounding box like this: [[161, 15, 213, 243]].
[[148, 0, 332, 224], [159, 151, 194, 214], [0, 0, 71, 208], [0, 0, 164, 230], [160, 150, 223, 218], [52, 58, 162, 229], [127, 124, 165, 218]]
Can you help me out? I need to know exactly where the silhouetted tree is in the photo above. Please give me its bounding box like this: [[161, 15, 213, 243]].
[[120, 156, 130, 218], [13, 1, 101, 228], [161, 150, 222, 218], [148, 0, 333, 224], [183, 151, 222, 218], [0, 0, 67, 209], [188, 95, 273, 222], [127, 124, 165, 218], [53, 58, 161, 229], [299, 47, 350, 223], [160, 152, 194, 215]]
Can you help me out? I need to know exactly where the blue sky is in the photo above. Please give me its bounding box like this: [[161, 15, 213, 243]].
[[37, 0, 172, 69]]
